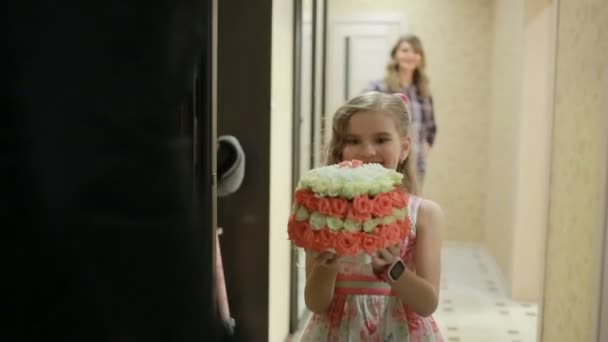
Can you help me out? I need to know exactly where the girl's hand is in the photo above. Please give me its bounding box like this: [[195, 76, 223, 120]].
[[371, 244, 401, 272], [312, 251, 342, 271]]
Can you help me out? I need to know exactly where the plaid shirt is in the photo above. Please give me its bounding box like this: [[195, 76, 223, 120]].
[[365, 80, 437, 176]]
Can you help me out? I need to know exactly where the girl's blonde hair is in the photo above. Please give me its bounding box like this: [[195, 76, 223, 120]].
[[384, 34, 431, 98], [325, 92, 419, 195]]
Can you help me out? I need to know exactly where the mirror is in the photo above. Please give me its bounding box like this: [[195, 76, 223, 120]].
[[291, 0, 559, 341]]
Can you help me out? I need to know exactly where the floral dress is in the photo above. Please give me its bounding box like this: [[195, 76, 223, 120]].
[[299, 195, 443, 342]]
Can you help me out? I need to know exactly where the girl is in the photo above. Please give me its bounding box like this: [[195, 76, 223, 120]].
[[366, 34, 437, 188], [299, 92, 444, 341]]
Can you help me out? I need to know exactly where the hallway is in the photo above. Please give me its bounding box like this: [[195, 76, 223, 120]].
[[434, 244, 538, 342]]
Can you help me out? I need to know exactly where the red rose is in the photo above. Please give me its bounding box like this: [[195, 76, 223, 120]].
[[330, 198, 348, 216], [353, 195, 373, 216], [335, 232, 361, 256], [318, 198, 333, 216], [372, 193, 394, 217]]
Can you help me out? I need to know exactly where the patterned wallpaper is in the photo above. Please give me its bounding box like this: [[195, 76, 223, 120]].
[[329, 0, 496, 243], [420, 0, 495, 243], [540, 0, 608, 340]]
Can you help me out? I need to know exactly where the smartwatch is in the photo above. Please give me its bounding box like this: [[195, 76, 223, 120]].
[[375, 257, 406, 283], [387, 258, 406, 282]]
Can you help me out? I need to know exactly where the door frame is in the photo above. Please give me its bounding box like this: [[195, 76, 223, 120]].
[[597, 63, 608, 342], [289, 0, 328, 333]]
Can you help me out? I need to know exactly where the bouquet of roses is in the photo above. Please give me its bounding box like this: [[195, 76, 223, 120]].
[[287, 160, 411, 261]]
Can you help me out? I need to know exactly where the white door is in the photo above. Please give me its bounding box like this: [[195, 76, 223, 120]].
[[324, 20, 404, 144]]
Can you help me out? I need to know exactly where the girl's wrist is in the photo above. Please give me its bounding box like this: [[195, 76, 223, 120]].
[[374, 257, 405, 283]]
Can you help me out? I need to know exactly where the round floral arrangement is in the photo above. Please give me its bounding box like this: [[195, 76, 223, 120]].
[[287, 160, 411, 259]]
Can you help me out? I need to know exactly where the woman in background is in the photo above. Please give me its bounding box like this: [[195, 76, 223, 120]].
[[367, 34, 437, 189]]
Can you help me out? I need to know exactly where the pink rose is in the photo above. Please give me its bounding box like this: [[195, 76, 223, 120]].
[[360, 234, 382, 255], [294, 190, 314, 205], [303, 196, 318, 212], [288, 220, 309, 243], [338, 160, 351, 168], [294, 190, 319, 212], [313, 229, 334, 251], [335, 232, 361, 256], [338, 159, 363, 168], [353, 195, 374, 216], [388, 189, 408, 208], [346, 207, 371, 222], [350, 160, 364, 167], [318, 197, 333, 216], [300, 227, 316, 249], [379, 223, 401, 247], [372, 193, 394, 217], [330, 198, 348, 216]]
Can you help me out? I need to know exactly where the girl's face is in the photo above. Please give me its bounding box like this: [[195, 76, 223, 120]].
[[394, 41, 421, 72], [341, 111, 410, 169]]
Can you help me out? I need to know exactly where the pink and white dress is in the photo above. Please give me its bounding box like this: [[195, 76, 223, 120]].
[[299, 195, 443, 342]]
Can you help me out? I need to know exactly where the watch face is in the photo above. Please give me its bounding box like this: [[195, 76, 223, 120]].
[[389, 260, 406, 281]]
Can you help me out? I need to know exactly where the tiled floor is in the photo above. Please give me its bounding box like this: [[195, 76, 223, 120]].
[[434, 244, 539, 342]]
